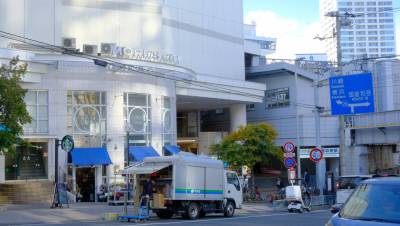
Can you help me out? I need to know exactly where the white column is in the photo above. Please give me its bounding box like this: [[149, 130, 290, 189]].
[[72, 165, 76, 193], [0, 154, 5, 183], [229, 104, 247, 132]]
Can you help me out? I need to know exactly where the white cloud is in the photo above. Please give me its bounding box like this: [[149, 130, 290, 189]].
[[245, 10, 325, 59]]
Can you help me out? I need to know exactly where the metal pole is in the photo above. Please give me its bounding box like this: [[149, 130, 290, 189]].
[[294, 60, 302, 181], [55, 139, 59, 184], [314, 77, 326, 193], [334, 13, 347, 176]]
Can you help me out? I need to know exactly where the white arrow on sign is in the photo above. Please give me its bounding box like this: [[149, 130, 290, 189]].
[[336, 100, 371, 113], [348, 102, 370, 113]]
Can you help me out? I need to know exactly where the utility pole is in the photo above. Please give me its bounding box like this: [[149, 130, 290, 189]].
[[294, 60, 302, 181], [325, 11, 355, 177]]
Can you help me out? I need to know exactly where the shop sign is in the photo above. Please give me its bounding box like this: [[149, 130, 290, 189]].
[[111, 47, 180, 65], [300, 147, 339, 159]]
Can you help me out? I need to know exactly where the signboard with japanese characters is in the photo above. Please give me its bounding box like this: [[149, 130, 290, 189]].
[[329, 73, 375, 115]]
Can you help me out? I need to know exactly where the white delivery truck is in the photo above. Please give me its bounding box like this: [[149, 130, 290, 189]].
[[121, 152, 243, 220]]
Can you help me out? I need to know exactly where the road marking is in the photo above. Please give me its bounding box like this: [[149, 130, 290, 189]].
[[122, 210, 327, 226]]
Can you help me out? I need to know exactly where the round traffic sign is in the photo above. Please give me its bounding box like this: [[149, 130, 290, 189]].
[[283, 141, 296, 153], [61, 135, 74, 152], [284, 157, 297, 168], [310, 147, 324, 163]]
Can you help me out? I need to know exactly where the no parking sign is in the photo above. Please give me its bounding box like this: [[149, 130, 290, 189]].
[[310, 147, 324, 163]]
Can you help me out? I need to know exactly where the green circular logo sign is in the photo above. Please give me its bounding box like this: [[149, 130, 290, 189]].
[[61, 135, 74, 152]]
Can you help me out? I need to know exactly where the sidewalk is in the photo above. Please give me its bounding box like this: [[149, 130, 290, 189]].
[[0, 202, 273, 225]]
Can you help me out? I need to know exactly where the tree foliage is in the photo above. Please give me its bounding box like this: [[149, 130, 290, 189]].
[[0, 57, 31, 154], [210, 123, 280, 171]]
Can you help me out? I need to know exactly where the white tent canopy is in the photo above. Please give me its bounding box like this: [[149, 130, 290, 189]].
[[119, 161, 172, 175]]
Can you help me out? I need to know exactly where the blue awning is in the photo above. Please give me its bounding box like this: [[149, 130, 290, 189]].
[[129, 146, 160, 161], [71, 147, 112, 166], [164, 145, 181, 155]]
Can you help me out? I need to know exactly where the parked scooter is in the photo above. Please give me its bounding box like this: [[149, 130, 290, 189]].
[[285, 179, 311, 213]]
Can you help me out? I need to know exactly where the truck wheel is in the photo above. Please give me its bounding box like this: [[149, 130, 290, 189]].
[[224, 201, 235, 217], [156, 210, 173, 219], [186, 202, 200, 220]]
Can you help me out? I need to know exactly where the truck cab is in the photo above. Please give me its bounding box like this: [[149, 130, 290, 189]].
[[225, 170, 243, 209]]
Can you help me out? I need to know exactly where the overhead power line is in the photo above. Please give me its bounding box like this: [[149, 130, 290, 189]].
[[0, 30, 263, 99]]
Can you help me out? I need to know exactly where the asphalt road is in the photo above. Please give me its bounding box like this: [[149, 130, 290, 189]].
[[11, 210, 332, 226]]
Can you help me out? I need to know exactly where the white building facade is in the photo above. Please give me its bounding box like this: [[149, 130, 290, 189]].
[[320, 0, 396, 62], [0, 0, 265, 201]]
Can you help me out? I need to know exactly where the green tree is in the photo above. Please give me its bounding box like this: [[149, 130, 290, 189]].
[[0, 57, 31, 154], [211, 123, 280, 198]]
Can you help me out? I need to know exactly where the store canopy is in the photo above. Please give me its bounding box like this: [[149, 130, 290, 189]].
[[120, 161, 171, 175], [164, 145, 181, 155], [71, 147, 112, 166], [129, 146, 160, 162]]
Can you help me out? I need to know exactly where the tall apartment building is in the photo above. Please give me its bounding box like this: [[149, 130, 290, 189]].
[[320, 0, 396, 62]]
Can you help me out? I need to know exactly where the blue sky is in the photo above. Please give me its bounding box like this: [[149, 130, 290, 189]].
[[243, 0, 320, 25], [243, 0, 400, 58]]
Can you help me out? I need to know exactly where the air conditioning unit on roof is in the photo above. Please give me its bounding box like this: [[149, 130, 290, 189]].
[[100, 43, 116, 56], [62, 37, 76, 49], [83, 44, 98, 56]]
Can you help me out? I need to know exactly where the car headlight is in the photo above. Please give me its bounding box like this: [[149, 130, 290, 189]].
[[325, 219, 333, 226]]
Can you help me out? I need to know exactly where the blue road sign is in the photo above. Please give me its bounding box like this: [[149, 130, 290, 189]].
[[284, 157, 296, 168], [330, 73, 375, 115]]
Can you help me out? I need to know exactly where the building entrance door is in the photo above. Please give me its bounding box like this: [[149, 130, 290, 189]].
[[5, 141, 48, 180], [76, 168, 95, 202]]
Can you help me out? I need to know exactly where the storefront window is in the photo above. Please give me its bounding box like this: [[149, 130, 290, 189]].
[[67, 91, 107, 147], [123, 93, 151, 146], [5, 141, 48, 180], [162, 96, 173, 145], [23, 90, 48, 134]]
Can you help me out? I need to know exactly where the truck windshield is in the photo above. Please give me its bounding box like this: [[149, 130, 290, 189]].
[[340, 183, 400, 223]]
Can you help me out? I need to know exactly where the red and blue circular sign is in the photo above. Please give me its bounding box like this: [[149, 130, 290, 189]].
[[284, 157, 296, 168], [310, 147, 324, 163], [283, 141, 296, 153]]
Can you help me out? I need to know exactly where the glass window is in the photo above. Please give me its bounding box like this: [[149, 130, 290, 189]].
[[355, 2, 364, 6], [67, 91, 107, 147], [340, 183, 400, 224], [162, 96, 173, 146], [379, 19, 393, 23], [368, 36, 378, 41], [23, 90, 48, 134], [124, 93, 151, 147], [368, 31, 378, 35], [367, 2, 376, 6], [246, 104, 255, 111], [355, 25, 365, 29], [381, 36, 394, 40], [369, 42, 378, 47], [356, 37, 366, 41], [367, 19, 377, 23], [366, 7, 376, 12], [266, 87, 290, 109], [356, 31, 366, 35], [226, 172, 240, 191], [369, 48, 379, 52], [355, 7, 364, 12], [367, 25, 377, 29], [356, 42, 366, 47]]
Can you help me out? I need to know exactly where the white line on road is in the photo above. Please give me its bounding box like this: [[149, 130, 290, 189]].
[[123, 210, 327, 226]]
